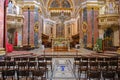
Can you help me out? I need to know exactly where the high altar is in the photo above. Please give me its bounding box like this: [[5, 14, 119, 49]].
[[52, 38, 70, 51]]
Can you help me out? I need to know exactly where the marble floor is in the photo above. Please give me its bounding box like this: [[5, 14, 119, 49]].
[[50, 58, 76, 80]]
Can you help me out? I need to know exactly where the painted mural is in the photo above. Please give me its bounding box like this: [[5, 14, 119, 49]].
[[50, 0, 71, 8]]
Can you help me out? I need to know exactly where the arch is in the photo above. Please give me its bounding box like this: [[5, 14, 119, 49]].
[[61, 0, 71, 8], [48, 0, 73, 8], [50, 0, 60, 8], [8, 1, 13, 13]]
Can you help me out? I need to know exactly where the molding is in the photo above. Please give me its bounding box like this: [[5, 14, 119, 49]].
[[0, 48, 5, 56]]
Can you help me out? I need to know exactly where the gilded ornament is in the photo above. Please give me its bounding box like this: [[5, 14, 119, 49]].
[[82, 22, 88, 33], [34, 22, 39, 32]]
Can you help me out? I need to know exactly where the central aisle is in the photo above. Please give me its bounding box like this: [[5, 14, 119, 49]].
[[50, 58, 76, 80]]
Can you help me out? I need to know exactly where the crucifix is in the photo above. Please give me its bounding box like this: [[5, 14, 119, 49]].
[[58, 11, 66, 37]]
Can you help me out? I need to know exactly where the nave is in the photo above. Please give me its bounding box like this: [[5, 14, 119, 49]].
[[0, 48, 120, 80]]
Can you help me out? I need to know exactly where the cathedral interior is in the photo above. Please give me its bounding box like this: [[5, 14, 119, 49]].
[[0, 0, 120, 80]]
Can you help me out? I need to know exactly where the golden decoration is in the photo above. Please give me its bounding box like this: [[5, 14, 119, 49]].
[[82, 22, 88, 33], [34, 22, 39, 32]]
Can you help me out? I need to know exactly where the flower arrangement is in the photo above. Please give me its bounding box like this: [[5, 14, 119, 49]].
[[93, 43, 100, 52]]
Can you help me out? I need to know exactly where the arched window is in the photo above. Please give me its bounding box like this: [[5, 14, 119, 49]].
[[13, 5, 16, 14], [62, 0, 71, 8], [8, 1, 13, 14], [50, 0, 60, 8]]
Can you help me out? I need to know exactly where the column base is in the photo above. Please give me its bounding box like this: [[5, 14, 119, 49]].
[[0, 48, 6, 56]]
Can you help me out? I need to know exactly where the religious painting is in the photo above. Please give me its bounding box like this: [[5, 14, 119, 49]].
[[62, 0, 71, 8], [50, 0, 60, 8]]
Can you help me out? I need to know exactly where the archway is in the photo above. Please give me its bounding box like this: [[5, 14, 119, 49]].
[[7, 28, 17, 46], [104, 28, 113, 49]]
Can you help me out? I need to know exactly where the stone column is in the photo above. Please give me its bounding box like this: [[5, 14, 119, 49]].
[[87, 8, 92, 47], [79, 10, 83, 47], [0, 0, 6, 55], [87, 7, 99, 48], [94, 8, 99, 44], [23, 6, 35, 46]]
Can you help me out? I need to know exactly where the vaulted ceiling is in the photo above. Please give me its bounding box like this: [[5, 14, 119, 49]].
[[40, 0, 82, 7], [38, 0, 83, 18]]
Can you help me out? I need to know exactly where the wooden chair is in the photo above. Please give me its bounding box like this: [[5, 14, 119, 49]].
[[0, 61, 6, 71], [108, 61, 118, 72], [45, 57, 52, 70], [28, 62, 37, 72], [20, 57, 28, 62], [17, 70, 30, 80], [102, 71, 115, 80], [89, 62, 99, 71], [78, 62, 88, 80], [38, 62, 48, 78], [17, 62, 28, 70], [89, 57, 96, 62], [29, 57, 36, 62], [32, 70, 46, 80], [4, 56, 11, 61], [97, 57, 104, 63], [38, 57, 44, 62], [100, 62, 108, 72], [81, 57, 88, 62], [6, 61, 16, 70], [87, 71, 101, 80], [14, 57, 21, 62], [74, 57, 81, 72], [0, 61, 6, 79], [2, 70, 15, 80]]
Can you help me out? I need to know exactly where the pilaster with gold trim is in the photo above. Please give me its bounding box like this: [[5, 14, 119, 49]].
[[22, 1, 42, 47]]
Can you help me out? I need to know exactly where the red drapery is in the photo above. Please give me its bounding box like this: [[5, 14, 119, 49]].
[[6, 42, 13, 53]]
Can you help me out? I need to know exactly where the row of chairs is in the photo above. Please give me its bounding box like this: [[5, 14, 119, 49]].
[[74, 56, 118, 63], [4, 56, 52, 62], [2, 69, 46, 80], [74, 56, 119, 70], [2, 56, 52, 70], [0, 61, 48, 78], [78, 61, 119, 80], [73, 56, 120, 80], [87, 70, 120, 80]]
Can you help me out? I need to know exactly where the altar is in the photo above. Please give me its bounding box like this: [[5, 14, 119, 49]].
[[52, 38, 70, 51]]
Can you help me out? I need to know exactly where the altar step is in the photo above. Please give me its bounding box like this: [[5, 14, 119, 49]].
[[41, 54, 81, 58]]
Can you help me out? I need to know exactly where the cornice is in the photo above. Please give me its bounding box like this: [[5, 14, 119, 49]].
[[21, 1, 41, 14]]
